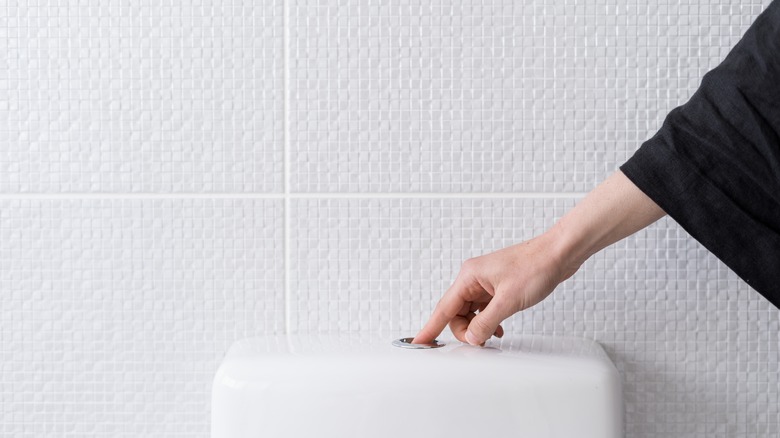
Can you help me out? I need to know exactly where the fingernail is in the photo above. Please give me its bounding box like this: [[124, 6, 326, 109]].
[[465, 330, 479, 346]]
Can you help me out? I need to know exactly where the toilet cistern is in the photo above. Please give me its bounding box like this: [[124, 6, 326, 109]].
[[212, 333, 623, 438]]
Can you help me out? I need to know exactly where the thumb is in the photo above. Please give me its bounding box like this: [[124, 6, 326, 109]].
[[465, 297, 512, 346]]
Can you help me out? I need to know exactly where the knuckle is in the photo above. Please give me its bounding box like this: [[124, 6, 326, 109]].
[[471, 316, 493, 334], [460, 257, 478, 273]]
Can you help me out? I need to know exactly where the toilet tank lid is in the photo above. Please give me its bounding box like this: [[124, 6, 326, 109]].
[[217, 333, 616, 375], [212, 333, 624, 438]]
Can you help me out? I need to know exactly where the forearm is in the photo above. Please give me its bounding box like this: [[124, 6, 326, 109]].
[[414, 170, 666, 345], [547, 170, 666, 277]]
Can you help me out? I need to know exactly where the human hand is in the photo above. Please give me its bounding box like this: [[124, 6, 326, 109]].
[[412, 171, 665, 346], [412, 232, 579, 346]]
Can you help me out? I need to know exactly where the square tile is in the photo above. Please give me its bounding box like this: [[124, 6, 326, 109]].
[[288, 0, 756, 193], [0, 199, 283, 436], [0, 2, 284, 193]]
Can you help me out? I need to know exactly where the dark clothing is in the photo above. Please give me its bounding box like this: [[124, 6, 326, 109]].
[[620, 0, 780, 307]]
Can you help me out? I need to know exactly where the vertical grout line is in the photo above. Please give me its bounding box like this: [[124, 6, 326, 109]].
[[282, 0, 292, 334]]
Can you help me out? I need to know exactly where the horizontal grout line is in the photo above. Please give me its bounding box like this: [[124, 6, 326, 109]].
[[290, 192, 589, 199], [0, 193, 288, 199], [0, 192, 588, 200]]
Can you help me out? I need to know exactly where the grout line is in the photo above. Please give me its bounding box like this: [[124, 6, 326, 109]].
[[290, 192, 590, 199], [282, 0, 292, 335], [0, 193, 286, 199], [0, 192, 589, 200]]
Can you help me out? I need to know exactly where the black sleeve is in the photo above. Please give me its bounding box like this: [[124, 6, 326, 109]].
[[620, 0, 780, 306]]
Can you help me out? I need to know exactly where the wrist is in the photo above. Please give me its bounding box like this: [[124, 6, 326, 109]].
[[541, 171, 666, 282], [539, 223, 590, 283]]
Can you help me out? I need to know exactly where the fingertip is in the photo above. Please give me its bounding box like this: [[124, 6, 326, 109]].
[[411, 330, 432, 344], [465, 330, 480, 346], [414, 291, 465, 345], [413, 315, 445, 344]]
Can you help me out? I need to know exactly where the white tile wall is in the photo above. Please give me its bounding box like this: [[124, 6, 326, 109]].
[[288, 0, 763, 193], [1, 0, 778, 437], [0, 199, 284, 436], [1, 1, 284, 192]]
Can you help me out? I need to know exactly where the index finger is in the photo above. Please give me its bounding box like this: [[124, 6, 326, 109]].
[[412, 281, 466, 344]]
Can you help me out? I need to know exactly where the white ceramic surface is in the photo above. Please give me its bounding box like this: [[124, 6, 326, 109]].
[[211, 334, 622, 438]]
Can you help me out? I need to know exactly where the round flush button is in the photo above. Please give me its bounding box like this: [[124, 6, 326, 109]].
[[392, 337, 445, 349]]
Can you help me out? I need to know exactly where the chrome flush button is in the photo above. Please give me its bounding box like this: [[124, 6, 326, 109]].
[[392, 337, 445, 349]]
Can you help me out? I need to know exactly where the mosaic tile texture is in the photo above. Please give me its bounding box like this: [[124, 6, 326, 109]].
[[289, 0, 763, 192], [0, 1, 284, 193], [2, 0, 778, 437], [0, 199, 284, 437], [290, 198, 780, 437]]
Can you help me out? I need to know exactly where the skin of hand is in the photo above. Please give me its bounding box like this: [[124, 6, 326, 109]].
[[413, 170, 666, 346]]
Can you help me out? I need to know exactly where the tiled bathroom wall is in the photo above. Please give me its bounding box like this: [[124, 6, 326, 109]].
[[1, 0, 778, 437]]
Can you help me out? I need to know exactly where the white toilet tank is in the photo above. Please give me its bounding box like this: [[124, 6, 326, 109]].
[[211, 334, 622, 438]]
